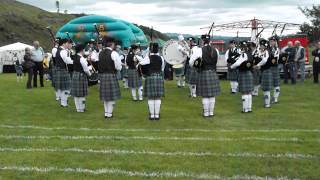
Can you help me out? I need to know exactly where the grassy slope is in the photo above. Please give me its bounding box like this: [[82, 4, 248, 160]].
[[0, 74, 319, 179]]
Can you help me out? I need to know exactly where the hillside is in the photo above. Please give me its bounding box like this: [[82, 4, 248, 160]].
[[0, 0, 169, 51]]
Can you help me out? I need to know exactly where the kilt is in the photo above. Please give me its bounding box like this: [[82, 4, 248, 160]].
[[252, 69, 261, 86], [174, 67, 184, 77], [144, 73, 164, 98], [186, 67, 199, 85], [261, 69, 273, 91], [197, 70, 220, 97], [271, 66, 280, 87], [55, 67, 71, 91], [227, 68, 239, 81], [121, 68, 128, 79], [127, 69, 142, 88], [99, 73, 121, 101], [238, 70, 253, 94], [71, 72, 88, 97]]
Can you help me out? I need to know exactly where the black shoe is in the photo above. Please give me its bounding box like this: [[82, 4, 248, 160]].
[[60, 105, 68, 108], [105, 115, 113, 119], [248, 110, 253, 113]]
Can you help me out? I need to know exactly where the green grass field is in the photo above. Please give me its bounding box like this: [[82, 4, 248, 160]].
[[0, 74, 319, 180]]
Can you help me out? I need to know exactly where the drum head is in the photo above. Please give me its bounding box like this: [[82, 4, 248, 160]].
[[162, 39, 189, 65], [172, 64, 184, 69]]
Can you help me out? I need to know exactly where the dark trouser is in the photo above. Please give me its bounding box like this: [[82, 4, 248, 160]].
[[313, 61, 320, 83], [26, 68, 33, 89], [33, 62, 44, 87], [283, 62, 296, 84]]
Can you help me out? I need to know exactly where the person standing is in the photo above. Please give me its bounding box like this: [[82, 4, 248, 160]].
[[14, 54, 23, 83], [251, 42, 261, 96], [185, 37, 198, 98], [231, 41, 253, 113], [51, 38, 60, 101], [174, 34, 188, 88], [98, 37, 122, 119], [55, 39, 73, 107], [254, 39, 272, 108], [282, 41, 297, 84], [71, 44, 91, 113], [268, 37, 280, 103], [31, 41, 45, 87], [190, 35, 220, 117], [23, 47, 35, 89], [43, 53, 50, 81], [312, 41, 320, 83], [127, 45, 143, 101], [121, 47, 129, 89], [137, 43, 165, 120], [225, 40, 240, 94], [294, 41, 305, 83]]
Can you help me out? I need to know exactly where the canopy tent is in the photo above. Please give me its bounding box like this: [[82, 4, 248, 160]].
[[56, 15, 148, 48], [0, 42, 33, 73]]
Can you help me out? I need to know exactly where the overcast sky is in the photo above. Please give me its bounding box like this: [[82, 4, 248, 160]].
[[17, 0, 317, 37]]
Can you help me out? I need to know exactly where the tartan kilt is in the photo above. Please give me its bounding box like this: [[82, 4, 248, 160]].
[[71, 72, 88, 97], [55, 67, 71, 91], [51, 66, 57, 89], [238, 70, 253, 94], [144, 73, 164, 98], [99, 73, 121, 101], [271, 66, 280, 87], [121, 68, 128, 78], [261, 69, 273, 91], [186, 67, 199, 85], [174, 67, 185, 77], [127, 69, 142, 88], [227, 68, 239, 81], [197, 70, 221, 97], [252, 68, 261, 86]]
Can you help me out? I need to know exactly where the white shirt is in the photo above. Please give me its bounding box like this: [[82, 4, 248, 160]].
[[98, 47, 122, 71], [77, 53, 91, 76], [225, 47, 239, 61], [231, 52, 248, 69], [189, 46, 202, 67], [90, 50, 100, 62], [256, 49, 269, 67], [52, 47, 58, 58], [136, 53, 165, 71], [59, 46, 73, 64]]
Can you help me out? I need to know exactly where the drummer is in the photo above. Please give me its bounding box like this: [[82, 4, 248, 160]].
[[175, 34, 189, 88]]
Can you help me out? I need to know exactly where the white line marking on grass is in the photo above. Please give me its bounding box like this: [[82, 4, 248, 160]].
[[0, 147, 317, 160], [0, 135, 316, 142], [0, 124, 319, 133], [0, 166, 301, 180]]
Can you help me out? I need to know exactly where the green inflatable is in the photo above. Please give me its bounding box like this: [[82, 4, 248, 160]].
[[56, 15, 148, 47]]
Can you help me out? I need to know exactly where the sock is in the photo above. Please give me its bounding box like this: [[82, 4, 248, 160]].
[[148, 100, 155, 118], [192, 85, 197, 97], [230, 81, 234, 92], [181, 77, 185, 87], [107, 101, 114, 117], [202, 98, 209, 116], [155, 99, 161, 118], [125, 79, 128, 88], [242, 95, 247, 112], [103, 101, 109, 117], [189, 85, 193, 96], [60, 90, 69, 106], [131, 88, 137, 100], [138, 86, 143, 100], [177, 78, 181, 86], [209, 97, 215, 116], [274, 87, 280, 103], [235, 82, 239, 92], [253, 85, 260, 96], [74, 97, 80, 112], [79, 97, 86, 111], [248, 94, 252, 111], [55, 91, 60, 100], [263, 91, 271, 107]]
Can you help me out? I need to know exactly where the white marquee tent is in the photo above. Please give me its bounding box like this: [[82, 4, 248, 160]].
[[0, 42, 33, 73]]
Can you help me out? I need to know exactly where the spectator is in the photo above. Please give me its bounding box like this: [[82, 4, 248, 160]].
[[14, 53, 23, 82], [43, 53, 50, 81], [282, 41, 297, 84], [23, 47, 35, 89], [294, 41, 305, 82], [312, 41, 320, 83], [31, 41, 45, 87]]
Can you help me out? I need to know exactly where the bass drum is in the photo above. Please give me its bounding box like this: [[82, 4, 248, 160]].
[[162, 39, 190, 65]]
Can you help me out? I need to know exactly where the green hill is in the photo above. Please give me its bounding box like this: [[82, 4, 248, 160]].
[[0, 0, 169, 51]]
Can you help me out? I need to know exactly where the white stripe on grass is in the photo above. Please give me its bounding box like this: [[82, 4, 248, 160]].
[[0, 166, 301, 180], [0, 135, 316, 142], [0, 147, 317, 160], [0, 124, 319, 133]]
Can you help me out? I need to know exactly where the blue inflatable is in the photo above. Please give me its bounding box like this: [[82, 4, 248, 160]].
[[56, 15, 148, 47]]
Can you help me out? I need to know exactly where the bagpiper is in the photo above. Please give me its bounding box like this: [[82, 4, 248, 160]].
[[98, 37, 122, 119], [268, 36, 280, 103], [185, 37, 199, 98], [55, 38, 73, 107], [190, 35, 220, 117], [254, 39, 272, 108], [137, 43, 165, 120], [225, 40, 240, 94], [230, 41, 254, 113], [250, 42, 261, 96], [50, 38, 60, 101], [127, 44, 144, 101], [71, 44, 92, 113]]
